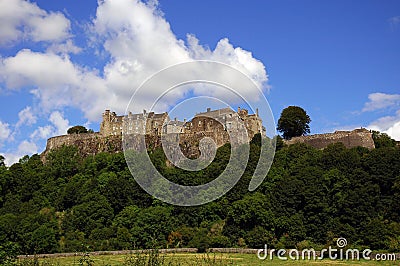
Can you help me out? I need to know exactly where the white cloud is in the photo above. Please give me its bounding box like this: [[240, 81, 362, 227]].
[[1, 49, 81, 89], [2, 140, 38, 166], [49, 111, 70, 135], [94, 0, 268, 111], [362, 92, 400, 112], [187, 35, 268, 88], [368, 110, 400, 141], [385, 121, 400, 141], [30, 111, 70, 140], [0, 0, 71, 45], [47, 39, 82, 55], [16, 106, 37, 127], [0, 0, 268, 122], [0, 49, 108, 119], [0, 121, 11, 145], [17, 140, 38, 154], [361, 93, 400, 140], [30, 125, 53, 140]]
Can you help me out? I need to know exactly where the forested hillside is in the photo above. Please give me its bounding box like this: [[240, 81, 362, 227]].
[[0, 135, 399, 256]]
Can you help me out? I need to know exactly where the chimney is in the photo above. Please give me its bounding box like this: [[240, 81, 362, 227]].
[[184, 118, 186, 123], [207, 107, 211, 112], [238, 107, 241, 113], [143, 109, 147, 115], [256, 108, 259, 116], [174, 117, 177, 121]]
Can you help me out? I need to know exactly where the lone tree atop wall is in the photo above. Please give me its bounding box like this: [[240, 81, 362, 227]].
[[277, 106, 311, 140], [67, 125, 88, 134]]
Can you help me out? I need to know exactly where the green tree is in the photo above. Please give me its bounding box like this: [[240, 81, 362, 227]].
[[0, 155, 5, 167], [28, 224, 58, 254], [67, 125, 88, 134], [62, 193, 114, 237], [0, 241, 19, 265], [277, 106, 311, 140], [129, 206, 174, 248], [371, 130, 396, 148], [46, 145, 80, 179]]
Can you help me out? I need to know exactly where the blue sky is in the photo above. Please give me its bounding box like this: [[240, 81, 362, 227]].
[[0, 0, 399, 165]]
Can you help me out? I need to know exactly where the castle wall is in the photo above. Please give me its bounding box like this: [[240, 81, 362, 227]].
[[41, 133, 123, 161], [284, 128, 375, 149], [42, 126, 376, 165]]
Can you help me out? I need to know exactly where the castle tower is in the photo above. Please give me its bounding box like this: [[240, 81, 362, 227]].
[[100, 109, 112, 136]]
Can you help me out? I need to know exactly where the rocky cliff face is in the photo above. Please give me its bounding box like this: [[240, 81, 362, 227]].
[[41, 132, 219, 162], [41, 128, 376, 162], [41, 133, 123, 161]]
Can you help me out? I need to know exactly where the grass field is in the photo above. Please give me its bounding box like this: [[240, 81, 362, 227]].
[[17, 252, 399, 266]]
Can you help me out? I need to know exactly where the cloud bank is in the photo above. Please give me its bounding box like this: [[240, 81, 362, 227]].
[[363, 93, 400, 140], [1, 0, 268, 121], [0, 0, 71, 45]]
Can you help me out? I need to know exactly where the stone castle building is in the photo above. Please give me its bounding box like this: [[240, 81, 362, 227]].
[[99, 107, 265, 143], [41, 107, 264, 161], [100, 109, 169, 136]]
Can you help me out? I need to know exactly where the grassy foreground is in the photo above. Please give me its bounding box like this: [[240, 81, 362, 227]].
[[17, 252, 399, 266]]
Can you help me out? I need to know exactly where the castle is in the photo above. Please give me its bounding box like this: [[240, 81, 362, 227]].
[[41, 107, 376, 161], [42, 107, 265, 160], [99, 107, 265, 144]]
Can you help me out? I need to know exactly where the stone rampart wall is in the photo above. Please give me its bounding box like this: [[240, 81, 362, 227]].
[[284, 128, 375, 149]]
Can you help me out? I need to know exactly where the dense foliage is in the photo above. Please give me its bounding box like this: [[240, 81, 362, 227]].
[[67, 125, 90, 134], [0, 136, 399, 256], [277, 106, 311, 140]]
